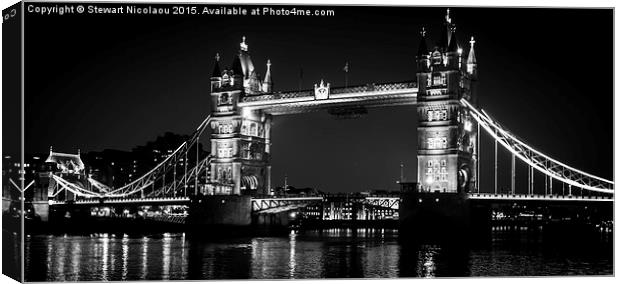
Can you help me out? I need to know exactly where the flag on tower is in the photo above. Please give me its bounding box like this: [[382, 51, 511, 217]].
[[343, 61, 350, 88]]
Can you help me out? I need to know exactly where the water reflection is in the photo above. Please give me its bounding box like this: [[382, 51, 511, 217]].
[[101, 234, 108, 280], [140, 236, 148, 279], [418, 245, 439, 278], [71, 240, 80, 281], [24, 228, 612, 281], [121, 235, 128, 280], [289, 231, 296, 278], [162, 233, 171, 279]]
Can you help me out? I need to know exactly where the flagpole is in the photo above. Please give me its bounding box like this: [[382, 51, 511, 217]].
[[343, 61, 349, 88]]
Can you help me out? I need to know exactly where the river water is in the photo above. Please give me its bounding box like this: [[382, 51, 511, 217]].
[[22, 228, 612, 281]]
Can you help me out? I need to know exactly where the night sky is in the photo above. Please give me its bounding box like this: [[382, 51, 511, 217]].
[[17, 4, 613, 193]]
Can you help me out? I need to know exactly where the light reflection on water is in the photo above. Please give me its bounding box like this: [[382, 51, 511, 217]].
[[23, 228, 612, 281]]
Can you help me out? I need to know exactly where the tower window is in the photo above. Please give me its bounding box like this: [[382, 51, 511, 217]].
[[218, 122, 234, 134], [427, 109, 448, 121], [432, 73, 446, 86], [217, 147, 233, 158], [425, 159, 448, 185], [219, 93, 231, 105], [250, 123, 257, 136], [427, 137, 448, 149], [431, 51, 442, 65]]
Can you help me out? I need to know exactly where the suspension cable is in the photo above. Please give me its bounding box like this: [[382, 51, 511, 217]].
[[462, 99, 613, 194]]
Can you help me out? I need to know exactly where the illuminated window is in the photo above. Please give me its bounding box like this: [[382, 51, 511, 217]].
[[428, 109, 448, 121], [425, 159, 448, 184], [250, 123, 257, 136], [241, 144, 251, 159], [431, 51, 442, 65], [427, 137, 447, 149], [217, 148, 233, 158], [433, 74, 442, 85], [218, 123, 234, 134], [218, 93, 232, 105], [241, 121, 261, 137], [432, 73, 446, 86]]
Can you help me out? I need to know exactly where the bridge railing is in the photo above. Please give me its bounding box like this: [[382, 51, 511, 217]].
[[49, 196, 191, 205], [468, 193, 613, 201], [240, 81, 417, 103]]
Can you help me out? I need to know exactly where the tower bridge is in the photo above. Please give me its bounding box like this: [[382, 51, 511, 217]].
[[24, 10, 613, 230]]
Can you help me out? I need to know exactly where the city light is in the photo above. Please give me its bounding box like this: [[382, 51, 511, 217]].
[[425, 176, 433, 185], [464, 121, 472, 132]]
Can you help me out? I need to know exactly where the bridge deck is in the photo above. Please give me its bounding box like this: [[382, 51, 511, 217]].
[[238, 81, 417, 115], [468, 193, 613, 202], [49, 197, 191, 205], [48, 193, 612, 208]]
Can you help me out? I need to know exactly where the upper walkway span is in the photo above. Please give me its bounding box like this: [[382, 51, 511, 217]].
[[238, 81, 418, 115]]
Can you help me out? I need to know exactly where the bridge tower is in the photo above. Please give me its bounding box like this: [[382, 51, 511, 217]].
[[415, 10, 478, 194], [399, 10, 480, 240], [208, 37, 272, 196]]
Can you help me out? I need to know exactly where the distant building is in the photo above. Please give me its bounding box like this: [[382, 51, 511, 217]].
[[83, 149, 133, 189], [301, 193, 399, 221]]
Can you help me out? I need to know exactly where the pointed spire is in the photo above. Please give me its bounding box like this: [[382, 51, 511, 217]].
[[448, 26, 458, 52], [211, 53, 221, 78], [77, 149, 81, 155], [240, 36, 248, 51], [439, 8, 455, 51], [417, 27, 429, 57], [262, 59, 273, 93], [49, 146, 53, 154], [467, 36, 477, 75], [467, 36, 477, 65], [237, 36, 255, 79], [265, 59, 272, 77]]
